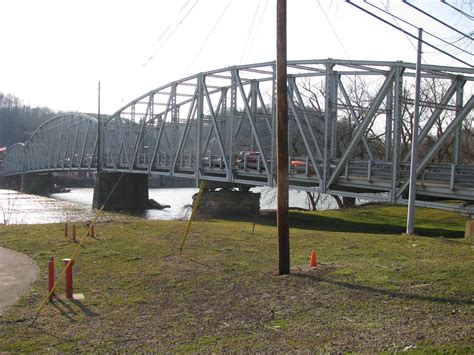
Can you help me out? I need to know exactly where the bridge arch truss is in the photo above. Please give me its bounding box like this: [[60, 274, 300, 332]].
[[5, 59, 474, 211], [5, 113, 98, 174]]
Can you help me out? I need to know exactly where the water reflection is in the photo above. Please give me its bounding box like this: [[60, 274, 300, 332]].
[[0, 188, 199, 225], [52, 188, 199, 221], [0, 186, 337, 225], [0, 189, 102, 225]]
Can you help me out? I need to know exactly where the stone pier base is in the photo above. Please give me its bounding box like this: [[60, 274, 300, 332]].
[[193, 189, 260, 219], [93, 172, 149, 210], [21, 173, 54, 195]]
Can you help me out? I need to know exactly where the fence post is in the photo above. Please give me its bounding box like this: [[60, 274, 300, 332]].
[[48, 256, 55, 302], [62, 258, 74, 299]]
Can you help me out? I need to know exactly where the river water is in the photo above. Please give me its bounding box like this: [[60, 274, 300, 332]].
[[0, 187, 337, 225]]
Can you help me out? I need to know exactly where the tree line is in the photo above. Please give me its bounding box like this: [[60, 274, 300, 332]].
[[0, 92, 58, 148]]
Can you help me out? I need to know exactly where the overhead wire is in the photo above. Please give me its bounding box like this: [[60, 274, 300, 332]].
[[345, 0, 473, 67], [402, 0, 473, 40], [450, 32, 474, 45], [185, 0, 233, 75], [243, 0, 269, 65], [149, 26, 171, 54], [441, 0, 474, 21], [317, 0, 351, 59], [240, 0, 263, 64], [366, 0, 472, 56], [377, 0, 417, 52], [143, 0, 200, 66], [150, 0, 191, 49], [177, 0, 192, 16]]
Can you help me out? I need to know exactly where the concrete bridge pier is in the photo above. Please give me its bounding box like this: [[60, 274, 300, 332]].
[[1, 175, 22, 190], [93, 172, 149, 210], [193, 183, 260, 219], [21, 173, 55, 195]]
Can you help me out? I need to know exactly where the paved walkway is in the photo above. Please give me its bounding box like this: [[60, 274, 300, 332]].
[[0, 247, 38, 316]]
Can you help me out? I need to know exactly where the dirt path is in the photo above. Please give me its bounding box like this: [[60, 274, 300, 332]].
[[0, 247, 38, 316]]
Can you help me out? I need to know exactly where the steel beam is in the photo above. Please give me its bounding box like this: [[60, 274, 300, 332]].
[[327, 67, 397, 188], [397, 95, 474, 198]]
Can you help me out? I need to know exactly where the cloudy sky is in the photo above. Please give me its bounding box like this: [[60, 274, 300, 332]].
[[0, 0, 471, 114]]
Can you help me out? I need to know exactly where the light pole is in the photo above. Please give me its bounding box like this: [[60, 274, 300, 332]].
[[406, 28, 423, 235]]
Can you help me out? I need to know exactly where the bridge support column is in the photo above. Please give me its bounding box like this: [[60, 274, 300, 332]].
[[193, 185, 260, 219], [93, 172, 149, 210], [21, 173, 55, 195], [1, 175, 22, 190]]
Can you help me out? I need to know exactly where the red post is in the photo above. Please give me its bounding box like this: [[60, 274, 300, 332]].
[[64, 223, 68, 238], [310, 250, 317, 268], [72, 225, 76, 242], [48, 256, 55, 302], [63, 258, 74, 299]]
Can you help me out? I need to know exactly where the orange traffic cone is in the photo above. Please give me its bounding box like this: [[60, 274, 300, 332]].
[[310, 250, 317, 268]]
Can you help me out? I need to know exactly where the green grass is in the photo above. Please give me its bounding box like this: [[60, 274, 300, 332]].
[[0, 204, 472, 352]]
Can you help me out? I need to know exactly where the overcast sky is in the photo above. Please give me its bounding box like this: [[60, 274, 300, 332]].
[[0, 0, 472, 114]]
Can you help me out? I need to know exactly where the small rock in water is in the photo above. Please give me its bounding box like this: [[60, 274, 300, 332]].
[[147, 199, 170, 210]]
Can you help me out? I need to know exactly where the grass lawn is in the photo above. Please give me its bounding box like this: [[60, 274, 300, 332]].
[[0, 204, 472, 352]]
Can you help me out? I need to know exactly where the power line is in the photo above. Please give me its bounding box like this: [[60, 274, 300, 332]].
[[143, 0, 200, 67], [366, 0, 472, 56], [441, 0, 474, 21], [402, 0, 473, 41], [317, 0, 351, 59], [150, 1, 191, 49], [178, 0, 192, 16], [450, 32, 474, 45], [244, 0, 269, 64], [185, 0, 233, 75], [150, 25, 171, 53], [346, 0, 473, 67], [376, 0, 417, 53], [240, 0, 262, 64]]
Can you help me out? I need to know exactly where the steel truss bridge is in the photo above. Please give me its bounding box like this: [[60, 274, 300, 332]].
[[4, 59, 474, 213]]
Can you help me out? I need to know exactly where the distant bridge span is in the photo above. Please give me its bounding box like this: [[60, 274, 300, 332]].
[[4, 59, 474, 213]]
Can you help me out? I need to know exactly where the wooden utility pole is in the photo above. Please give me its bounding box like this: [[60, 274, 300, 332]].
[[276, 0, 290, 274]]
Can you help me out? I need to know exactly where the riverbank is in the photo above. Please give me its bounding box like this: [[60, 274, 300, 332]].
[[0, 205, 472, 352]]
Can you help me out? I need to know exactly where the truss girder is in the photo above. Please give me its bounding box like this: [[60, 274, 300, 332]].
[[402, 77, 465, 162], [396, 95, 474, 199], [4, 59, 474, 211], [5, 113, 98, 175], [327, 67, 397, 189]]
